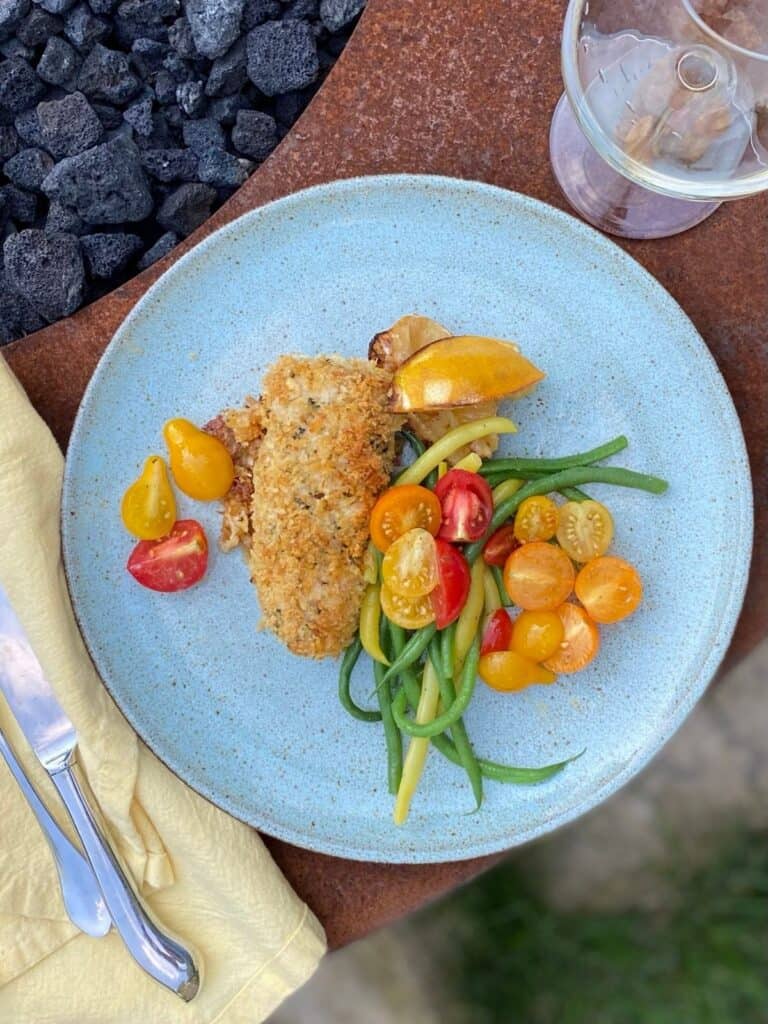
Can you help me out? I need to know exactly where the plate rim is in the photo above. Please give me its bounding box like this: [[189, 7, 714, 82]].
[[61, 173, 754, 863]]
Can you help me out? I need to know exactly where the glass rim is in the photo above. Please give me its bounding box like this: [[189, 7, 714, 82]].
[[560, 0, 768, 201]]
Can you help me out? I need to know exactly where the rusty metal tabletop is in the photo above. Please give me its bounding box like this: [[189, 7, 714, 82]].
[[6, 0, 766, 947]]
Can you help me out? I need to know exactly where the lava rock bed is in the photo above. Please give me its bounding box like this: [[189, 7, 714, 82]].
[[0, 0, 366, 343]]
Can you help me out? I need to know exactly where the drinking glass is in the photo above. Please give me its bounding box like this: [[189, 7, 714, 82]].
[[550, 0, 768, 238]]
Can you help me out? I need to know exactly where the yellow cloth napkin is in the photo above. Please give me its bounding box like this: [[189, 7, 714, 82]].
[[0, 357, 326, 1023]]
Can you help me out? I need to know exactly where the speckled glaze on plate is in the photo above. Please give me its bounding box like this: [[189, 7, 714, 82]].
[[61, 175, 752, 864]]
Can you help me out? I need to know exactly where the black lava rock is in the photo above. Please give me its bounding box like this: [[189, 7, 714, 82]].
[[176, 78, 204, 116], [80, 230, 142, 277], [168, 16, 198, 59], [246, 20, 318, 97], [319, 0, 364, 31], [16, 7, 62, 46], [117, 0, 178, 21], [153, 68, 176, 104], [241, 0, 279, 30], [63, 3, 110, 51], [45, 199, 84, 233], [3, 146, 53, 189], [0, 183, 35, 221], [0, 0, 30, 43], [163, 101, 183, 127], [186, 0, 244, 60], [0, 272, 45, 343], [123, 94, 153, 135], [205, 38, 246, 97], [37, 91, 103, 157], [4, 229, 85, 320], [157, 180, 214, 234], [88, 0, 119, 12], [196, 145, 249, 186], [130, 38, 168, 76], [162, 49, 191, 82], [0, 122, 17, 160], [231, 108, 276, 160], [140, 145, 196, 181], [0, 36, 31, 60], [181, 116, 223, 154], [42, 135, 153, 223], [13, 108, 44, 148], [274, 86, 310, 127], [206, 91, 247, 125], [76, 44, 142, 104], [35, 0, 77, 14], [282, 0, 318, 19], [36, 37, 81, 90], [0, 57, 45, 114], [137, 228, 176, 267]]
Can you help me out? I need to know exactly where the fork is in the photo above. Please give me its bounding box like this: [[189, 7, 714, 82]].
[[0, 724, 111, 937]]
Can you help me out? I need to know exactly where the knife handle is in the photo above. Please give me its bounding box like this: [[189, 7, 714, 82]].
[[50, 763, 201, 1002]]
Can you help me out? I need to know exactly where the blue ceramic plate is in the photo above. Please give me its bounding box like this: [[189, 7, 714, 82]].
[[62, 176, 752, 863]]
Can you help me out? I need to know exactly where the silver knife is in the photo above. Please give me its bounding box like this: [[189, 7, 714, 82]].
[[0, 724, 111, 937], [0, 585, 200, 1002]]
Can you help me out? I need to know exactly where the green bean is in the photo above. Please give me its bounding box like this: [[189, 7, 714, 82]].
[[338, 637, 382, 722], [560, 486, 591, 502], [466, 466, 668, 563], [429, 640, 482, 808], [477, 435, 629, 478], [373, 653, 402, 795], [439, 622, 457, 680], [392, 635, 480, 738], [374, 622, 437, 692], [489, 564, 513, 607]]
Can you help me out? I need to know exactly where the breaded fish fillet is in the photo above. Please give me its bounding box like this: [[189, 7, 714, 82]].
[[246, 355, 401, 658]]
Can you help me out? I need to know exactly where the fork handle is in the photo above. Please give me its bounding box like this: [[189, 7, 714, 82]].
[[50, 761, 201, 1001]]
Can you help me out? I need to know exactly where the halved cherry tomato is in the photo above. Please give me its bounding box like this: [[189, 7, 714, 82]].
[[163, 418, 234, 501], [431, 538, 471, 629], [512, 610, 564, 662], [127, 519, 208, 592], [482, 524, 520, 567], [503, 541, 575, 611], [121, 455, 176, 540], [434, 469, 493, 542], [543, 603, 600, 674], [381, 528, 438, 597], [575, 556, 643, 624], [513, 495, 558, 543], [556, 500, 614, 563], [380, 581, 436, 630], [478, 650, 557, 692], [481, 609, 513, 655], [369, 484, 442, 552]]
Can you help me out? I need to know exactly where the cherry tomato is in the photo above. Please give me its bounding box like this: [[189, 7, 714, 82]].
[[431, 538, 471, 629], [434, 469, 493, 543], [369, 484, 442, 552], [513, 495, 559, 543], [121, 455, 176, 540], [127, 519, 208, 592], [380, 581, 436, 630], [543, 603, 600, 674], [481, 609, 513, 655], [556, 500, 614, 563], [163, 418, 235, 501], [381, 527, 438, 598], [482, 524, 520, 567], [575, 556, 643, 624], [478, 650, 557, 692], [503, 541, 575, 611], [512, 610, 564, 662]]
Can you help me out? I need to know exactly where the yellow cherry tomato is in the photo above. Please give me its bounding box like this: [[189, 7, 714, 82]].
[[512, 610, 564, 662], [163, 418, 235, 501], [478, 650, 557, 692], [513, 495, 559, 543], [380, 581, 436, 630], [556, 500, 614, 563], [121, 455, 176, 540], [381, 528, 439, 598]]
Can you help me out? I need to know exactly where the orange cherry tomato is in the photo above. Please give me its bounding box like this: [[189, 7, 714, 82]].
[[543, 603, 600, 674], [380, 581, 436, 630], [163, 418, 235, 501], [381, 527, 439, 598], [481, 608, 513, 655], [127, 519, 208, 592], [503, 541, 575, 611], [369, 484, 442, 552], [482, 524, 520, 567], [513, 495, 559, 543], [575, 556, 643, 624], [556, 500, 614, 563], [478, 650, 557, 692], [121, 455, 177, 540], [512, 610, 564, 662]]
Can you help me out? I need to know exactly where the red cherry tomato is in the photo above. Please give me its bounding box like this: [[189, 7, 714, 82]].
[[430, 538, 471, 629], [127, 519, 208, 592], [434, 469, 494, 543], [482, 524, 520, 567], [481, 609, 513, 655]]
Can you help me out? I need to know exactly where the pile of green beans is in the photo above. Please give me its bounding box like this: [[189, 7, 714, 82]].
[[338, 431, 667, 813]]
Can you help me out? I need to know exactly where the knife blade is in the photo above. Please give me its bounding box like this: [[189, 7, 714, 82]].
[[0, 584, 200, 1001]]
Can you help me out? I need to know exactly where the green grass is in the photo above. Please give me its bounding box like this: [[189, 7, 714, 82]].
[[424, 831, 768, 1024]]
